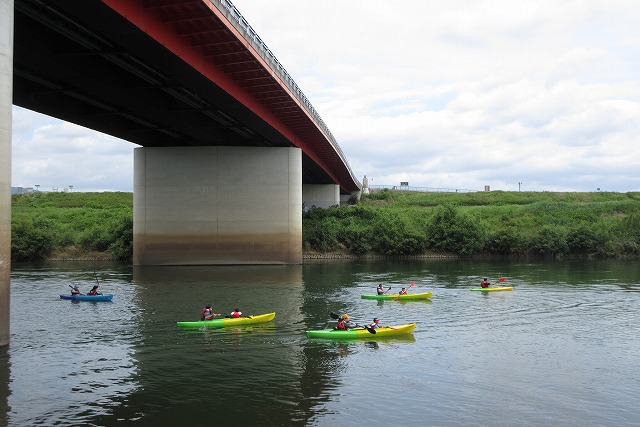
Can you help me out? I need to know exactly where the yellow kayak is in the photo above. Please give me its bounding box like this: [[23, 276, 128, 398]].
[[306, 323, 416, 339], [361, 292, 432, 300], [177, 312, 276, 329]]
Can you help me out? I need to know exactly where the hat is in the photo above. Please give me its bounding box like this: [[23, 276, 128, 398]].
[[341, 314, 350, 320]]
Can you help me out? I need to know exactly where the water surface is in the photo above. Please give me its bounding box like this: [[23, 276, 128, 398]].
[[3, 259, 640, 426]]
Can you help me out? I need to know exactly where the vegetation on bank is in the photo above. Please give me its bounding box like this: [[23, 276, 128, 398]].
[[303, 190, 640, 257], [9, 190, 640, 261], [11, 192, 132, 261]]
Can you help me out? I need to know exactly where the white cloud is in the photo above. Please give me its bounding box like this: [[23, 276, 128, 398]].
[[11, 0, 640, 192]]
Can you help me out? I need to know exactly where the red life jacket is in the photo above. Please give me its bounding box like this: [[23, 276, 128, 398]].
[[336, 320, 346, 330], [231, 311, 241, 318]]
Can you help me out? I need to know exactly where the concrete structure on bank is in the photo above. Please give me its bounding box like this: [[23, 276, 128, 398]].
[[134, 146, 304, 265], [0, 0, 12, 346]]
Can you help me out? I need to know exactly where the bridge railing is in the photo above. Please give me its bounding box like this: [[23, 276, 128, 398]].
[[368, 185, 478, 193], [211, 0, 357, 184]]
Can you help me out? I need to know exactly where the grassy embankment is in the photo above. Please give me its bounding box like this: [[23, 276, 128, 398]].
[[11, 192, 132, 261], [304, 190, 640, 257], [10, 190, 640, 261]]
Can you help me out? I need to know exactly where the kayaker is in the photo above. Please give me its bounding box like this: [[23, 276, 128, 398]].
[[369, 318, 383, 329], [71, 285, 81, 295], [376, 284, 389, 295], [336, 314, 356, 330], [88, 285, 101, 295], [230, 308, 242, 318], [480, 278, 490, 288], [201, 304, 218, 320], [399, 287, 408, 295]]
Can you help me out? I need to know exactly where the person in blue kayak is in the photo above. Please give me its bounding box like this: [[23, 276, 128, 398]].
[[88, 285, 102, 295], [201, 304, 218, 320], [336, 314, 357, 330], [480, 278, 490, 288], [71, 285, 82, 295]]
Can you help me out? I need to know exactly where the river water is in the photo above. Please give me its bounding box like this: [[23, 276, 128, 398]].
[[2, 258, 639, 426]]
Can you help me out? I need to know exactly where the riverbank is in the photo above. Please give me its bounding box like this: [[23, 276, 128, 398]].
[[11, 190, 640, 261]]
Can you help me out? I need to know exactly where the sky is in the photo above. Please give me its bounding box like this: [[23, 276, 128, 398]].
[[11, 0, 640, 193]]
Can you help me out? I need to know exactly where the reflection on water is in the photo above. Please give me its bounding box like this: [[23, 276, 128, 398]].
[[3, 259, 640, 426]]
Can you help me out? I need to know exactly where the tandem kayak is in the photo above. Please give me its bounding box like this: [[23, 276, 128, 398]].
[[361, 292, 432, 301], [176, 312, 276, 329], [470, 286, 513, 292], [306, 323, 416, 339], [60, 294, 114, 302]]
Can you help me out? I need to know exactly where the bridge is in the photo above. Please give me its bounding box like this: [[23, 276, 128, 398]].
[[0, 0, 361, 345]]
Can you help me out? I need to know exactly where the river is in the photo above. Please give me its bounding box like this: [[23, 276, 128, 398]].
[[2, 258, 639, 426]]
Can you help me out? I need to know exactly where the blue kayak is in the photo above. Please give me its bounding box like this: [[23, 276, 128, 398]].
[[60, 294, 113, 302]]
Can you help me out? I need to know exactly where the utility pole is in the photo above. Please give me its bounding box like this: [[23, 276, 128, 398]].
[[518, 182, 522, 192]]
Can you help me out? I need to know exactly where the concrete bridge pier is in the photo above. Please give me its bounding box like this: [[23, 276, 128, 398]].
[[0, 0, 13, 347], [134, 146, 303, 265]]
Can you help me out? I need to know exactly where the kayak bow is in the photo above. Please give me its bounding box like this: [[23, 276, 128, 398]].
[[176, 312, 276, 329], [306, 323, 416, 339]]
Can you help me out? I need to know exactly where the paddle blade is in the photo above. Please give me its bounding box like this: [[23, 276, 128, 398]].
[[368, 327, 376, 334], [499, 277, 505, 282], [410, 282, 415, 287], [330, 312, 340, 320]]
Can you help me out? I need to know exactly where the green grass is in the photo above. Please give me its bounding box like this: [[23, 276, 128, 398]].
[[11, 190, 640, 260]]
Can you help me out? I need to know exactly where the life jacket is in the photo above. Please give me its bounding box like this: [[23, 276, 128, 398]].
[[89, 289, 98, 295], [202, 308, 213, 319], [336, 320, 347, 330], [231, 311, 241, 318]]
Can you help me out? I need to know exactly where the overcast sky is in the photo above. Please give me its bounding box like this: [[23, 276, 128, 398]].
[[12, 0, 640, 192]]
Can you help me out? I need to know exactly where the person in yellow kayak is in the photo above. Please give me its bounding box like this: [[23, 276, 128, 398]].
[[369, 318, 384, 329], [480, 278, 490, 288], [399, 287, 408, 295], [229, 308, 242, 318], [336, 314, 357, 330], [376, 284, 390, 295], [201, 304, 218, 320]]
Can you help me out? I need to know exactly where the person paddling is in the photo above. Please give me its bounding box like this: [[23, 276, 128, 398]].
[[398, 287, 408, 295], [480, 278, 490, 289], [88, 285, 102, 295], [369, 317, 384, 329], [336, 314, 357, 330], [229, 308, 242, 318], [376, 284, 390, 295], [71, 285, 82, 295], [201, 304, 218, 321]]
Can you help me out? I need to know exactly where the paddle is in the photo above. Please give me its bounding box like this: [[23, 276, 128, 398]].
[[491, 277, 506, 286], [329, 312, 376, 334]]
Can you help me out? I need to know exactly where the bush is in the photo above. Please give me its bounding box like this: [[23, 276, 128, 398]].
[[426, 205, 484, 254]]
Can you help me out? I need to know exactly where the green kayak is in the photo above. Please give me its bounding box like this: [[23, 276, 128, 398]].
[[361, 292, 432, 300], [470, 286, 513, 292], [306, 323, 416, 339], [177, 312, 276, 329]]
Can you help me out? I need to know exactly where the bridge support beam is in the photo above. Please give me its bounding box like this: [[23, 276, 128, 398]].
[[302, 184, 340, 210], [134, 146, 302, 265], [0, 0, 13, 347]]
